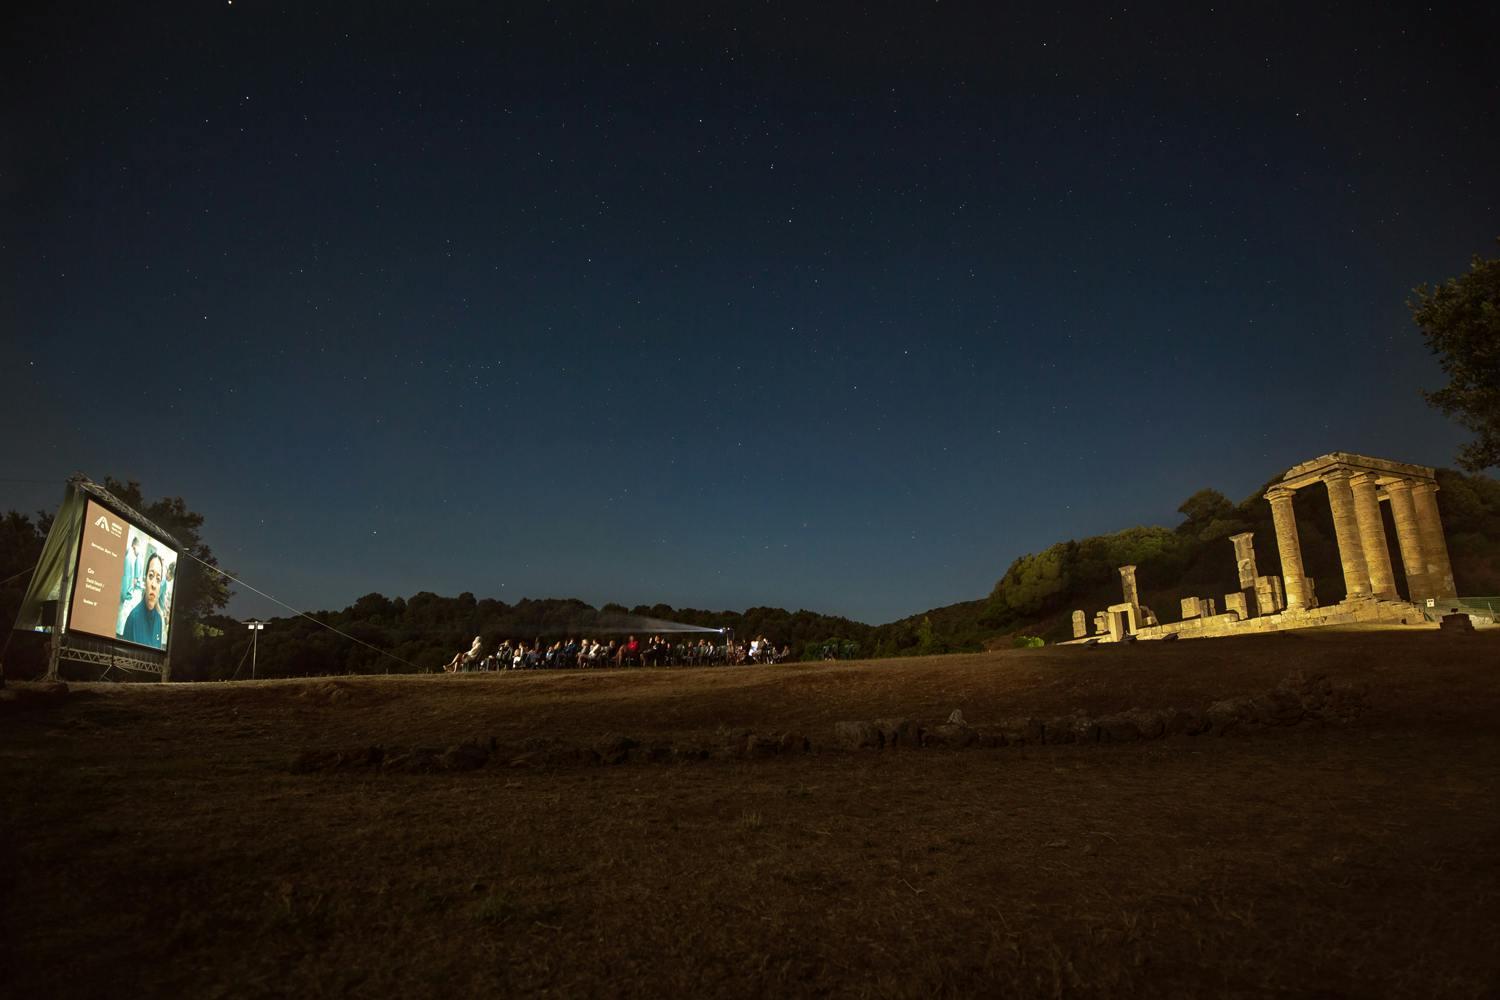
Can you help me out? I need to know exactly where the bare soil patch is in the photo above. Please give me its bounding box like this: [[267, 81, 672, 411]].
[[3, 629, 1499, 997]]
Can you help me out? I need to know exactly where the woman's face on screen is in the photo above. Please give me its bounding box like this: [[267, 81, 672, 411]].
[[144, 557, 163, 609]]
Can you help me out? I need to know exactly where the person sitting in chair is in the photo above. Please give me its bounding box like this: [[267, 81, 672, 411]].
[[443, 635, 484, 673]]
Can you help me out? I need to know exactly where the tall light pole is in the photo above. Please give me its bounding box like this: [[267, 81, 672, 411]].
[[245, 620, 266, 679]]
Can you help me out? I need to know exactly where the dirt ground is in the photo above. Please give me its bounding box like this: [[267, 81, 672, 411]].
[[3, 627, 1499, 998]]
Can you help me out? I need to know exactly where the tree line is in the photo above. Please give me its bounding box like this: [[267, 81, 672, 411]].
[[3, 466, 1498, 681]]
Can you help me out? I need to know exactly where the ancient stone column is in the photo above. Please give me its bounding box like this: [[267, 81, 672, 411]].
[[1228, 532, 1258, 590], [1411, 481, 1457, 601], [1349, 473, 1398, 600], [1118, 564, 1140, 610], [1265, 487, 1307, 611], [1383, 478, 1428, 603], [1071, 610, 1087, 639], [1323, 470, 1372, 600]]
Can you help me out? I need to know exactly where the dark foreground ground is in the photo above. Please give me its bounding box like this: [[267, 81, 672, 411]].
[[3, 628, 1499, 998]]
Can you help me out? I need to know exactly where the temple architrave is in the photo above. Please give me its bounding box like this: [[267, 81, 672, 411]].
[[1065, 453, 1466, 643]]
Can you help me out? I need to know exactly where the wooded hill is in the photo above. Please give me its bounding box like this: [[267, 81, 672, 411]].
[[905, 466, 1500, 652]]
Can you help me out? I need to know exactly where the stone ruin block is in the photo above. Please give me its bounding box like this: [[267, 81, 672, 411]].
[[1205, 598, 1217, 617], [1181, 596, 1203, 620], [1255, 575, 1285, 615], [1093, 610, 1110, 635], [1229, 532, 1259, 590], [1071, 610, 1087, 639], [1140, 606, 1158, 627], [1441, 612, 1475, 633], [1118, 565, 1140, 608], [1106, 603, 1138, 639], [1223, 592, 1248, 621]]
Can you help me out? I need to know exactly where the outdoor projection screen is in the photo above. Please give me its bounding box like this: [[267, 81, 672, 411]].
[[67, 498, 179, 651]]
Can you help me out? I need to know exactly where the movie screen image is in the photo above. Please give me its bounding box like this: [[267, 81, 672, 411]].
[[67, 499, 178, 651]]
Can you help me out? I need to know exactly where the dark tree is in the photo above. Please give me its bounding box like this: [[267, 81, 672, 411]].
[[0, 511, 48, 635], [1410, 243, 1500, 471]]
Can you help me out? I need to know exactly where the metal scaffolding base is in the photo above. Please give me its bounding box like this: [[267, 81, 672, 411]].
[[46, 629, 169, 682]]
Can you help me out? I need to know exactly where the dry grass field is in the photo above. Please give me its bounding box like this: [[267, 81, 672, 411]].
[[3, 627, 1499, 998]]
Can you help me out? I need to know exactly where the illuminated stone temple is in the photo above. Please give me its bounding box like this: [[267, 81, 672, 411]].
[[1067, 453, 1461, 643]]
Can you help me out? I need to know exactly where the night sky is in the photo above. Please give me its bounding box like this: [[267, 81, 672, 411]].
[[4, 3, 1496, 624]]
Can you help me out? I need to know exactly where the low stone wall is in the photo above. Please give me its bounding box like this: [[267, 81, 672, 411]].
[[288, 672, 1368, 774], [291, 729, 816, 774], [1080, 598, 1427, 643], [828, 672, 1366, 749]]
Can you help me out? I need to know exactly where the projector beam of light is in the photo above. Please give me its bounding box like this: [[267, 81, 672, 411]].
[[588, 614, 723, 635]]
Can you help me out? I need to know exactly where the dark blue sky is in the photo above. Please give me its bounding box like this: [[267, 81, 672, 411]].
[[4, 3, 1496, 623]]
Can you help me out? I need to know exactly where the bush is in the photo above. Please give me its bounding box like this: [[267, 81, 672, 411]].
[[1012, 635, 1045, 649]]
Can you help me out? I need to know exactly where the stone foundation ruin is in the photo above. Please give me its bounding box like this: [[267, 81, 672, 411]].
[[1066, 452, 1465, 643]]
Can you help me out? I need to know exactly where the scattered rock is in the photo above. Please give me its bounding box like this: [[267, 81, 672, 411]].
[[1206, 696, 1254, 734], [338, 746, 385, 768], [572, 747, 603, 766], [1121, 708, 1167, 740], [1250, 689, 1305, 727], [875, 718, 921, 748], [1042, 717, 1076, 745], [715, 727, 752, 757], [1324, 682, 1369, 724], [996, 718, 1031, 745], [926, 723, 976, 748], [382, 748, 442, 773], [299, 681, 356, 706], [1268, 673, 1368, 726], [972, 725, 1007, 748], [741, 734, 780, 759], [833, 721, 883, 750], [1165, 708, 1209, 736], [946, 709, 965, 726], [1441, 612, 1475, 633], [777, 732, 810, 755], [630, 742, 677, 764], [595, 733, 638, 765], [1095, 716, 1142, 744], [439, 741, 490, 771], [1044, 714, 1100, 745]]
